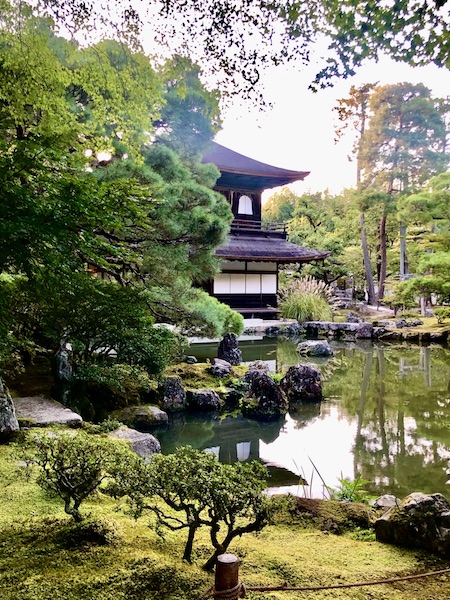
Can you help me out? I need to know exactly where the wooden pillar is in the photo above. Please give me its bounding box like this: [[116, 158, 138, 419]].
[[215, 553, 240, 598]]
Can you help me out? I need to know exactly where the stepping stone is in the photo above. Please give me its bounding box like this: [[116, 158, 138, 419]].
[[13, 396, 82, 427]]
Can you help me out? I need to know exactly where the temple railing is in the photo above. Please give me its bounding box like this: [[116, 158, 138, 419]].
[[230, 220, 287, 237]]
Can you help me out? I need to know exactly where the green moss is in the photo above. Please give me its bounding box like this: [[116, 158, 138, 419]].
[[2, 437, 450, 599]]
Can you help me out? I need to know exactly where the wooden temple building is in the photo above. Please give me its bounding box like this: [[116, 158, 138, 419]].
[[202, 142, 328, 317]]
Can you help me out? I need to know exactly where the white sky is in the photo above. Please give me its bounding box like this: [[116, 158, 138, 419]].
[[215, 55, 450, 197]]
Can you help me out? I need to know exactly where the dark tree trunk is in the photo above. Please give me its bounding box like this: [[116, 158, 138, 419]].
[[378, 208, 387, 301], [360, 212, 375, 304], [183, 523, 197, 563]]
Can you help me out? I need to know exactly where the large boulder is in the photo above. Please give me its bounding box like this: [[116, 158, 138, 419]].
[[110, 405, 168, 430], [109, 425, 161, 459], [0, 379, 19, 440], [158, 377, 186, 412], [217, 333, 242, 365], [375, 492, 450, 555], [280, 365, 323, 403], [297, 340, 333, 357], [186, 389, 222, 411], [242, 372, 288, 421], [210, 358, 232, 378]]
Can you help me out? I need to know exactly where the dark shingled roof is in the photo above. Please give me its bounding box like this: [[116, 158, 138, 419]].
[[216, 235, 329, 263], [203, 142, 309, 191]]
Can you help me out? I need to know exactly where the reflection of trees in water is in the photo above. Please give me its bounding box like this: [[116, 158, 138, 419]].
[[348, 344, 450, 497], [165, 339, 450, 496]]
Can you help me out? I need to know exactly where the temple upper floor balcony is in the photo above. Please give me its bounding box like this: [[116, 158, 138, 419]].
[[230, 219, 288, 239]]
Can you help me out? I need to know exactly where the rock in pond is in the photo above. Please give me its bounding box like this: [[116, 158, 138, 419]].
[[297, 340, 333, 357], [217, 333, 242, 365], [375, 492, 450, 555], [109, 425, 161, 459], [110, 405, 168, 430], [158, 376, 186, 412], [280, 365, 323, 403], [0, 379, 19, 440], [242, 372, 288, 421], [186, 389, 222, 411]]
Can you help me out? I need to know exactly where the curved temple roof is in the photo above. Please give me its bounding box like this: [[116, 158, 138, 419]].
[[203, 142, 310, 191], [216, 235, 329, 264]]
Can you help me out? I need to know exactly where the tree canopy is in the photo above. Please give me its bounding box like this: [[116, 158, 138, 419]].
[[0, 3, 241, 384], [25, 0, 450, 99]]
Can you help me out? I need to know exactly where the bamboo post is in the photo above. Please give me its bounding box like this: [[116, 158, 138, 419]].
[[214, 553, 240, 599]]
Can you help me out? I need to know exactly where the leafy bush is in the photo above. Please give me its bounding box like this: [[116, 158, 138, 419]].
[[434, 307, 450, 324], [24, 432, 137, 522], [278, 276, 334, 322]]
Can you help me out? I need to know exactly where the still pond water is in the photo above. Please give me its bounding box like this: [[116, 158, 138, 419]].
[[154, 337, 450, 499]]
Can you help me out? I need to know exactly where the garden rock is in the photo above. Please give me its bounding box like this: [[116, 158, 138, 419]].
[[182, 355, 198, 364], [265, 325, 281, 337], [217, 333, 242, 365], [243, 361, 271, 385], [356, 322, 374, 339], [284, 322, 304, 337], [210, 358, 232, 378], [187, 388, 222, 411], [374, 492, 450, 555], [0, 379, 19, 440], [110, 405, 168, 430], [280, 365, 323, 403], [158, 376, 186, 412], [297, 340, 333, 357], [346, 312, 362, 323], [242, 372, 288, 421], [372, 494, 400, 511], [109, 425, 161, 459], [13, 396, 82, 427]]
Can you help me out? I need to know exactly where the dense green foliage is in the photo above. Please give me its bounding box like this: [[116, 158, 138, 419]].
[[110, 445, 270, 570], [0, 3, 240, 392]]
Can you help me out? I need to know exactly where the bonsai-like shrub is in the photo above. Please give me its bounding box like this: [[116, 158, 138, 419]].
[[25, 432, 137, 522], [110, 445, 270, 570]]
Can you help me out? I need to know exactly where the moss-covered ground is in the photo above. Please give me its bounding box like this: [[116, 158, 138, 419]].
[[2, 436, 450, 600]]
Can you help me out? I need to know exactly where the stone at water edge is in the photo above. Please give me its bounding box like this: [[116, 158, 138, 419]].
[[186, 389, 222, 411], [109, 425, 161, 459], [217, 333, 242, 366], [158, 376, 186, 412], [242, 371, 288, 421], [297, 340, 333, 357], [110, 405, 168, 430], [374, 492, 450, 555], [0, 378, 19, 439], [280, 364, 323, 403]]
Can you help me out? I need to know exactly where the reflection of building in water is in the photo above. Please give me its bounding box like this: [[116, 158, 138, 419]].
[[398, 347, 431, 387]]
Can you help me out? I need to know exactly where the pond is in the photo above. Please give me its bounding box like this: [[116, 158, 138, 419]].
[[154, 337, 450, 500]]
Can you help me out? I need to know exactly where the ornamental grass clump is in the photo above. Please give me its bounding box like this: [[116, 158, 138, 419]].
[[278, 276, 334, 322]]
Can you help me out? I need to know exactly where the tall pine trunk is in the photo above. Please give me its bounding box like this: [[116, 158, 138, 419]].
[[360, 212, 375, 304], [378, 207, 387, 301]]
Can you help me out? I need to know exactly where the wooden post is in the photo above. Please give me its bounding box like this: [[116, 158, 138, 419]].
[[215, 553, 240, 598]]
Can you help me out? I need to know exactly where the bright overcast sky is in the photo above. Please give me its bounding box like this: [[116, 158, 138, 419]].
[[215, 55, 450, 198]]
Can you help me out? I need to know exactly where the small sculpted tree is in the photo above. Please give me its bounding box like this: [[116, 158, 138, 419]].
[[26, 433, 138, 522], [110, 445, 270, 570]]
